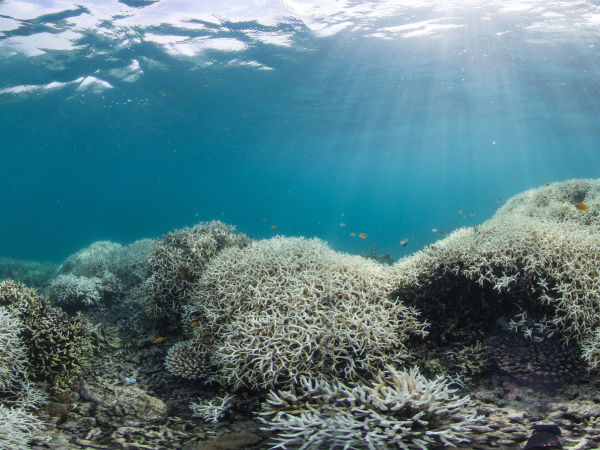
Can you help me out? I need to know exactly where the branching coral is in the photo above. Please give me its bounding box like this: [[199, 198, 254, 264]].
[[0, 307, 27, 393], [0, 404, 43, 449], [58, 239, 153, 291], [168, 237, 427, 389], [392, 179, 600, 369], [259, 365, 488, 449], [48, 272, 123, 310], [59, 241, 123, 277], [190, 394, 235, 423], [0, 306, 41, 408], [142, 221, 249, 321], [0, 280, 95, 390]]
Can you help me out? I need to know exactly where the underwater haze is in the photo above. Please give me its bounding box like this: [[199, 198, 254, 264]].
[[1, 0, 600, 262]]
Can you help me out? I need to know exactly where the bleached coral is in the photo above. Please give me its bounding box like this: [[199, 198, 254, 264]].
[[190, 394, 235, 423], [0, 307, 27, 393], [170, 237, 427, 389], [58, 239, 153, 290], [392, 179, 600, 369], [581, 327, 600, 370], [48, 271, 123, 309], [165, 340, 211, 380], [259, 365, 487, 449], [0, 404, 43, 449], [59, 241, 122, 277], [142, 221, 249, 320], [0, 306, 40, 408]]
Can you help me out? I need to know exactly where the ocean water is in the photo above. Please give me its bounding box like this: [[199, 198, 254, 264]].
[[1, 0, 600, 263]]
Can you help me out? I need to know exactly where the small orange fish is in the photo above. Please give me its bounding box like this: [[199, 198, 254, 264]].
[[576, 183, 581, 189], [553, 168, 558, 172], [575, 202, 589, 211], [190, 321, 199, 328], [358, 233, 367, 239], [153, 337, 165, 344], [457, 209, 462, 215], [270, 225, 278, 230]]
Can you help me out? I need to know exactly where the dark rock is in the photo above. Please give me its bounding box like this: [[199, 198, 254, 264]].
[[186, 432, 263, 450], [47, 401, 69, 419], [80, 381, 167, 424]]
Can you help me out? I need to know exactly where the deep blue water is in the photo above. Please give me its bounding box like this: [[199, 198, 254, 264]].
[[1, 0, 600, 262]]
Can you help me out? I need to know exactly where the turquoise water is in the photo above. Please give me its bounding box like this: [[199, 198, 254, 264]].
[[1, 0, 599, 262]]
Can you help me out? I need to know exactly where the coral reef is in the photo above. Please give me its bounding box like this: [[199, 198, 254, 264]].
[[485, 313, 582, 387], [142, 221, 249, 321], [48, 272, 123, 310], [0, 307, 28, 393], [392, 179, 600, 370], [259, 365, 487, 449], [58, 239, 153, 291], [0, 280, 95, 390], [190, 394, 235, 423], [59, 241, 123, 278], [0, 257, 57, 290], [0, 404, 43, 449], [168, 236, 427, 389]]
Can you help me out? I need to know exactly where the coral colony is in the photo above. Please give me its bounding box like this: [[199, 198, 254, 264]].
[[0, 180, 599, 447]]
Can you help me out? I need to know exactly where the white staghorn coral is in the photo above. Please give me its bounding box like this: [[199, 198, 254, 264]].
[[190, 394, 235, 423], [172, 237, 427, 389], [392, 179, 600, 369], [0, 307, 28, 393], [259, 365, 488, 449], [0, 404, 43, 449], [168, 237, 427, 389]]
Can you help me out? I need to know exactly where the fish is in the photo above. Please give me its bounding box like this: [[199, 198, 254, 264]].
[[575, 202, 589, 211], [261, 218, 268, 222], [438, 231, 448, 237], [270, 225, 278, 229], [431, 228, 438, 233], [553, 167, 558, 172], [399, 238, 408, 247], [190, 321, 199, 328], [358, 233, 367, 239], [153, 337, 165, 344], [457, 209, 462, 215], [469, 210, 475, 217], [339, 222, 346, 227], [545, 183, 550, 187], [496, 198, 503, 203], [350, 232, 357, 237], [576, 183, 581, 189]]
